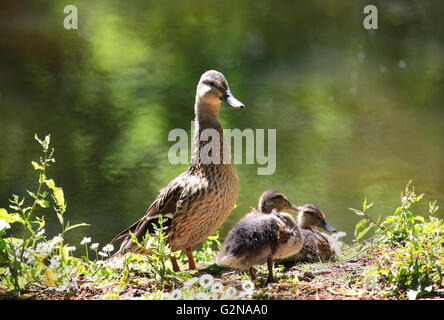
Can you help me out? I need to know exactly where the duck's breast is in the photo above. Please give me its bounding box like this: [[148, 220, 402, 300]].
[[272, 220, 304, 259], [168, 166, 238, 251]]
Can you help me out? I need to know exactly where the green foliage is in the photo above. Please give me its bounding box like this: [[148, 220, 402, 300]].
[[349, 181, 444, 298], [0, 134, 88, 295], [126, 216, 178, 289], [0, 134, 238, 299], [180, 231, 222, 264]]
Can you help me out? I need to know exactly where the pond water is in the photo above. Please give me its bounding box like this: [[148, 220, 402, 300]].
[[1, 1, 443, 253]]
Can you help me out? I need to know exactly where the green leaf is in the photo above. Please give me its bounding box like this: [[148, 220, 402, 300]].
[[354, 219, 368, 238], [44, 135, 50, 150], [356, 222, 374, 241], [26, 190, 36, 199], [31, 161, 44, 171], [34, 134, 44, 146], [35, 199, 49, 209], [56, 211, 64, 224], [64, 223, 90, 233], [349, 208, 365, 216], [45, 179, 56, 190], [0, 208, 24, 224], [52, 187, 66, 212]]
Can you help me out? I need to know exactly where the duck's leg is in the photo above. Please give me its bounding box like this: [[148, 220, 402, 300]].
[[185, 247, 197, 270], [266, 257, 275, 283], [170, 256, 180, 272], [249, 267, 257, 280]]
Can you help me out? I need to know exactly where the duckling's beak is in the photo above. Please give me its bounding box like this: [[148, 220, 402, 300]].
[[221, 90, 244, 109], [321, 219, 337, 233], [288, 203, 301, 212]]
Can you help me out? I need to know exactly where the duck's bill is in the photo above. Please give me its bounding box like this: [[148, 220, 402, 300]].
[[288, 204, 302, 211], [321, 219, 337, 233], [222, 90, 244, 109]]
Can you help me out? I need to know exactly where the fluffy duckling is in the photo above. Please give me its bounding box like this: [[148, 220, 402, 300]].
[[216, 189, 303, 283], [110, 70, 244, 271], [278, 204, 339, 265]]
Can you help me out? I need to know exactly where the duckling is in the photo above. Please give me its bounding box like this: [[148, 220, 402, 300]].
[[278, 204, 339, 265], [216, 189, 303, 283], [110, 70, 244, 271]]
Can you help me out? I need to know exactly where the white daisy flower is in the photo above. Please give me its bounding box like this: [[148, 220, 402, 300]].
[[49, 255, 61, 269], [241, 280, 255, 293], [102, 244, 114, 253], [80, 237, 91, 245], [52, 235, 63, 243], [36, 242, 51, 255], [98, 251, 108, 258], [184, 277, 198, 288], [195, 292, 209, 300], [65, 246, 76, 252], [90, 243, 99, 250], [223, 286, 237, 298], [211, 282, 224, 293], [23, 250, 35, 264], [199, 274, 214, 289], [169, 289, 182, 300], [239, 291, 253, 299]]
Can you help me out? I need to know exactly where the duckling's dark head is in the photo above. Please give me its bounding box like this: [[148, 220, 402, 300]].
[[297, 204, 337, 233], [258, 189, 299, 214], [196, 70, 244, 116]]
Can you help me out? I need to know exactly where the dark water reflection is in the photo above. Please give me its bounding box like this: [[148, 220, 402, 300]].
[[1, 0, 443, 252]]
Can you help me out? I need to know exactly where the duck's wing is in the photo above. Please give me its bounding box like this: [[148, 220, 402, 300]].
[[110, 176, 185, 245]]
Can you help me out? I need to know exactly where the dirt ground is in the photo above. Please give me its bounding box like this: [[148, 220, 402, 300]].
[[2, 254, 441, 300]]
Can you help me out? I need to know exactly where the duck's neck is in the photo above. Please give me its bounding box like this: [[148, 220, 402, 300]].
[[190, 99, 233, 168], [194, 98, 220, 122], [297, 213, 312, 229], [260, 203, 272, 214]]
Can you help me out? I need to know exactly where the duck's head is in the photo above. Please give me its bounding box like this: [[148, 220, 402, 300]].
[[297, 204, 337, 233], [195, 70, 244, 119], [258, 189, 299, 214]]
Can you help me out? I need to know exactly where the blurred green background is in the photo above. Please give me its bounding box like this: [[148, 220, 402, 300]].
[[1, 0, 443, 251]]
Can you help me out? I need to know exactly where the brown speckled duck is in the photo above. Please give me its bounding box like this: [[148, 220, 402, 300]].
[[110, 70, 244, 271], [279, 204, 339, 265], [216, 189, 303, 283]]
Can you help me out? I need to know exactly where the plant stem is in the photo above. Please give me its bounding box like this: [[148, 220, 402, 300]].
[[20, 150, 47, 261]]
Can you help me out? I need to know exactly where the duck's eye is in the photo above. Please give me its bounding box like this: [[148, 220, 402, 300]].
[[207, 81, 216, 87]]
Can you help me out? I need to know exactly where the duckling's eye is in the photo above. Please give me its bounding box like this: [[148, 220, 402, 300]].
[[208, 81, 216, 87]]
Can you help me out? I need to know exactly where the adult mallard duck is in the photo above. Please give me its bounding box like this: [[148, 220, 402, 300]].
[[216, 189, 304, 283], [110, 70, 244, 271], [279, 204, 339, 265]]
